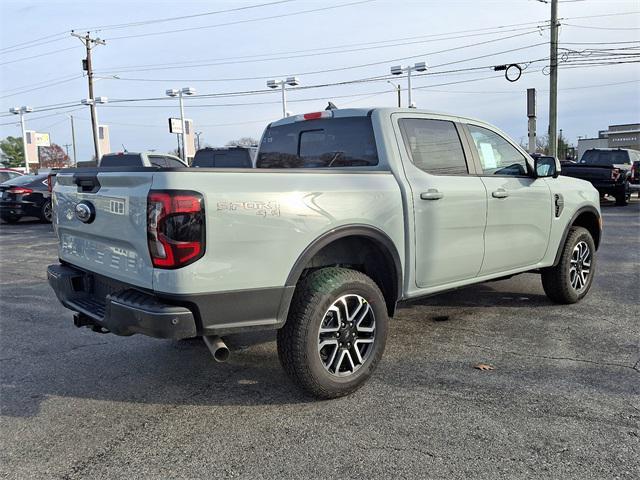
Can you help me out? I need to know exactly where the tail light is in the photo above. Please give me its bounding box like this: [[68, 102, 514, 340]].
[[8, 187, 33, 195], [611, 168, 620, 181], [631, 163, 637, 180], [147, 190, 205, 269]]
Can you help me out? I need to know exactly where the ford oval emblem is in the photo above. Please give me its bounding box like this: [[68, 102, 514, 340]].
[[75, 201, 96, 224]]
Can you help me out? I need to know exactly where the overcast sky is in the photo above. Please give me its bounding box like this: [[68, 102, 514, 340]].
[[0, 0, 638, 160]]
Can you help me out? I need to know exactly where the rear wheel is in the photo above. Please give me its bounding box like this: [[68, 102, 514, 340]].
[[277, 267, 389, 399], [541, 226, 596, 304], [615, 182, 630, 206], [40, 200, 52, 223]]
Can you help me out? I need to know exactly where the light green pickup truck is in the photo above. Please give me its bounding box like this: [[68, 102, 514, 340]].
[[48, 107, 602, 399]]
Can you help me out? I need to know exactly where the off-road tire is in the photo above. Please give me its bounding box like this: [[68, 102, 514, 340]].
[[277, 267, 389, 399], [541, 226, 596, 304]]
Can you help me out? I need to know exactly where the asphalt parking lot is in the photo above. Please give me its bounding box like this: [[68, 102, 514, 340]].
[[0, 199, 638, 480]]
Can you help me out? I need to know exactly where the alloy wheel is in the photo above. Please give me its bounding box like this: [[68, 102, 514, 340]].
[[317, 294, 376, 377], [569, 240, 591, 292]]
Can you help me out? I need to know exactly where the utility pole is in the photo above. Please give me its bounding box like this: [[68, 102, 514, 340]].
[[69, 115, 77, 165], [71, 31, 105, 162], [195, 131, 202, 151], [63, 143, 71, 157], [548, 0, 559, 158]]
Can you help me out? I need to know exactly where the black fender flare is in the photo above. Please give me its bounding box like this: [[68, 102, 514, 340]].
[[276, 224, 403, 322], [553, 205, 601, 266]]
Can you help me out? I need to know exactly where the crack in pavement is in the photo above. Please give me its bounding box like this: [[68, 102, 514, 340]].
[[461, 343, 639, 372]]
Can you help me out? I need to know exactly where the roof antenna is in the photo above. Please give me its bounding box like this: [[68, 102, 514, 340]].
[[325, 102, 338, 111], [121, 144, 128, 152]]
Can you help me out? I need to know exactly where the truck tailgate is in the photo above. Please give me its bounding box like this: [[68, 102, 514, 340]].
[[53, 171, 154, 289]]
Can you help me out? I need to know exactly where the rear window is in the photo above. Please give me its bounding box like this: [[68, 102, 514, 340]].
[[257, 117, 378, 168], [1, 175, 43, 186], [580, 150, 630, 166], [100, 154, 143, 167], [192, 149, 252, 168]]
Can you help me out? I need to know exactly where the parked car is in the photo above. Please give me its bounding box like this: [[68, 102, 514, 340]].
[[99, 152, 188, 168], [0, 173, 52, 223], [562, 148, 638, 205], [0, 168, 23, 184], [192, 146, 257, 168], [48, 107, 601, 399]]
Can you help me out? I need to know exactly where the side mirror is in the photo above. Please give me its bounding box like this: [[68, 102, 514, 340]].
[[534, 156, 558, 178]]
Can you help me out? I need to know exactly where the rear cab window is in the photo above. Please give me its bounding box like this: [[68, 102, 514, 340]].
[[193, 149, 252, 168], [100, 154, 143, 167], [257, 116, 378, 168], [580, 150, 630, 166]]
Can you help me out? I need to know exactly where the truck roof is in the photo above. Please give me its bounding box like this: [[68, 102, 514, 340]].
[[269, 107, 489, 128]]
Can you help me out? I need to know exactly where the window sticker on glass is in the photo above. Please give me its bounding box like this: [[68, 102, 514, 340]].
[[479, 143, 497, 169]]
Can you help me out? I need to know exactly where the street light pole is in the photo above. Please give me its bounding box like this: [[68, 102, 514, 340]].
[[267, 77, 300, 118], [9, 106, 32, 174], [387, 81, 401, 107], [69, 115, 77, 165], [81, 97, 108, 163], [390, 62, 428, 108], [166, 87, 195, 162]]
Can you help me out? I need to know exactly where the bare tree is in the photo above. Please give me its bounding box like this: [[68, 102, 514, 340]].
[[226, 137, 258, 147]]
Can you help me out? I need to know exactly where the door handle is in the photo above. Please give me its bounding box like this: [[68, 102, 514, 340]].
[[492, 189, 509, 199], [420, 189, 444, 200]]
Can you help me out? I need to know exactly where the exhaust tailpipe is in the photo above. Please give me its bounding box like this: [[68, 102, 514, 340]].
[[203, 335, 230, 363]]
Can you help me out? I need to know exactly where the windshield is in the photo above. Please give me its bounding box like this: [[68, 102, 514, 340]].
[[193, 149, 252, 168], [100, 154, 143, 167], [257, 116, 378, 168], [580, 150, 630, 166]]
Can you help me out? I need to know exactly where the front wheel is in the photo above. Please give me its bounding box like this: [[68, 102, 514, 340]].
[[541, 226, 596, 304], [277, 267, 389, 399]]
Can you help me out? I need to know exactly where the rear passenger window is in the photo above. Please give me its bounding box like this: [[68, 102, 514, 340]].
[[467, 125, 529, 176], [399, 119, 468, 175]]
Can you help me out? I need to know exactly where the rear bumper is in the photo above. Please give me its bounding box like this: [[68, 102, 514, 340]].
[[47, 264, 197, 339], [0, 202, 39, 217], [47, 263, 292, 338]]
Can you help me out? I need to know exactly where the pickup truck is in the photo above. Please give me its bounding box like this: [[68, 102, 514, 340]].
[[562, 148, 637, 206], [47, 108, 602, 399]]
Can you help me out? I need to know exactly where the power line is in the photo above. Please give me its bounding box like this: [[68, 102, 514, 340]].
[[80, 0, 295, 32], [106, 0, 377, 40], [112, 39, 549, 83], [0, 46, 81, 66], [0, 33, 69, 55], [0, 75, 84, 100], [563, 22, 640, 31], [96, 24, 549, 73], [97, 27, 547, 75]]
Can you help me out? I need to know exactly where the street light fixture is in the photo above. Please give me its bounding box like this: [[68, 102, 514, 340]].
[[390, 61, 428, 108], [267, 77, 300, 118], [387, 80, 401, 108], [81, 96, 108, 162], [9, 106, 33, 174], [165, 86, 196, 161]]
